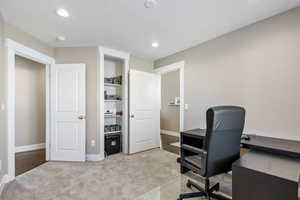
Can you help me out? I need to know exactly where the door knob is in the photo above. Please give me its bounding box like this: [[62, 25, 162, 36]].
[[130, 114, 135, 118], [78, 115, 86, 120]]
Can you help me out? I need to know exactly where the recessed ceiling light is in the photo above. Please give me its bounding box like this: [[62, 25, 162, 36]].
[[152, 42, 159, 48], [144, 0, 158, 8], [56, 8, 69, 18], [56, 36, 66, 41]]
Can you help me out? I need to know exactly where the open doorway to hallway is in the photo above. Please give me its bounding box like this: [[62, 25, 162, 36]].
[[155, 61, 185, 155], [160, 69, 181, 154], [14, 55, 47, 176]]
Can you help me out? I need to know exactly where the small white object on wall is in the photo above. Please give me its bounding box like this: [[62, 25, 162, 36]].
[[175, 97, 180, 105], [184, 104, 189, 110]]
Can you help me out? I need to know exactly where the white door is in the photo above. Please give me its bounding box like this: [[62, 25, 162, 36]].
[[50, 64, 86, 161], [129, 70, 161, 154]]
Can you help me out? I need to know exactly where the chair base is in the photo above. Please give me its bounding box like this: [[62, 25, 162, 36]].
[[178, 179, 231, 200]]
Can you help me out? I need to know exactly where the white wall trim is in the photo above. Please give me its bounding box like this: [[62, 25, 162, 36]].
[[161, 129, 180, 137], [15, 143, 46, 153], [0, 174, 9, 196], [98, 46, 130, 60], [154, 61, 185, 75], [155, 61, 185, 132], [6, 39, 55, 64], [5, 39, 55, 181], [86, 154, 105, 162], [97, 46, 130, 158]]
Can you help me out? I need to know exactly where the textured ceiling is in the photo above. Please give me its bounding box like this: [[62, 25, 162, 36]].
[[1, 0, 299, 60]]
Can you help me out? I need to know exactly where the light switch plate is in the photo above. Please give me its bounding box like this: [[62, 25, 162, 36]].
[[0, 103, 5, 111], [184, 104, 189, 110], [91, 140, 96, 147]]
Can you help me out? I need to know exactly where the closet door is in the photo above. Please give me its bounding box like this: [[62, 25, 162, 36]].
[[129, 70, 161, 154], [50, 64, 86, 161]]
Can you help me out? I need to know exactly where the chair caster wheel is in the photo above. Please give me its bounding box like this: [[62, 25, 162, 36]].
[[186, 181, 192, 188]]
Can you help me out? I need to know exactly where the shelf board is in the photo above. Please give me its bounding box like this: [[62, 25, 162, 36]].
[[104, 83, 122, 87], [168, 103, 180, 106], [105, 100, 122, 102], [105, 131, 121, 135], [104, 114, 122, 118]]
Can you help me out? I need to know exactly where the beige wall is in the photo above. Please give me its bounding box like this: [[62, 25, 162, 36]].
[[0, 12, 7, 179], [15, 56, 46, 147], [54, 48, 154, 154], [161, 70, 180, 132], [129, 55, 154, 72], [0, 15, 152, 175], [5, 23, 54, 58], [54, 47, 99, 154], [155, 7, 300, 141]]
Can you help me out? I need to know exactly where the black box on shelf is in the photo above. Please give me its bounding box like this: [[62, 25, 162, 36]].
[[105, 133, 121, 156], [104, 77, 114, 84]]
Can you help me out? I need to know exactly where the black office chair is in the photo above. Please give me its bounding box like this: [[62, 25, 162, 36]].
[[178, 106, 246, 200]]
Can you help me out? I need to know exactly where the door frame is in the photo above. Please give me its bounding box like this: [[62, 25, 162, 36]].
[[154, 61, 185, 132], [5, 39, 55, 181], [98, 46, 130, 159]]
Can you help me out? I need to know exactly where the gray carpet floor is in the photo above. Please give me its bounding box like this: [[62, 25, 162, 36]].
[[1, 149, 231, 200]]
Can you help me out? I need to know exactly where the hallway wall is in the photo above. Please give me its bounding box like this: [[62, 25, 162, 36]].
[[15, 56, 46, 147], [161, 70, 180, 132]]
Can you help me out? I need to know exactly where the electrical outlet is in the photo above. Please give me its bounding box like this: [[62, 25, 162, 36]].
[[91, 140, 95, 147]]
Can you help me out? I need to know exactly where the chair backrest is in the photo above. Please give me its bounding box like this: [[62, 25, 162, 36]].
[[203, 106, 245, 178]]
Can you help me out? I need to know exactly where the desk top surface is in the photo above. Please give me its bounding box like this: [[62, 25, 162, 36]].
[[241, 134, 300, 158], [181, 129, 300, 158], [233, 151, 300, 183]]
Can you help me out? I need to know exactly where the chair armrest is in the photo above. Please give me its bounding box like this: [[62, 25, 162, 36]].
[[181, 144, 208, 176], [181, 144, 207, 156]]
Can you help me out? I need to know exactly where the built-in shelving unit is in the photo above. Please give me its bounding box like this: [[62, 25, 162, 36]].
[[99, 47, 129, 159]]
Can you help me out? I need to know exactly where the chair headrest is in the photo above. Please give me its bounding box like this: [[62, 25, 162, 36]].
[[206, 106, 246, 132]]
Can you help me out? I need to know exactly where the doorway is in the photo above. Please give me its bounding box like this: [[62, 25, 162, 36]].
[[14, 55, 47, 176], [154, 61, 185, 155], [5, 39, 54, 181]]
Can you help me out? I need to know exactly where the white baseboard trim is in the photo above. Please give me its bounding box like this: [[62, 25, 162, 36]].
[[0, 174, 9, 196], [15, 143, 46, 153], [161, 129, 180, 137], [170, 142, 180, 147], [86, 154, 105, 162]]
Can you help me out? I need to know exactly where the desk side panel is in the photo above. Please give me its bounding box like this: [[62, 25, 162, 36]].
[[233, 165, 298, 200]]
